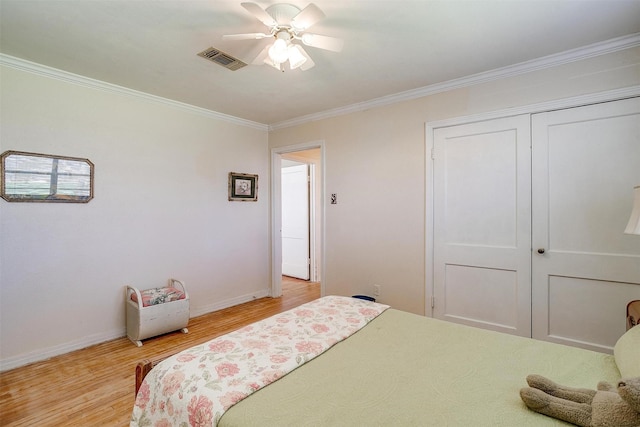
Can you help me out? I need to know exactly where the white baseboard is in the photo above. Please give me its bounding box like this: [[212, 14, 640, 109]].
[[190, 289, 271, 318], [0, 289, 272, 372], [0, 328, 124, 372]]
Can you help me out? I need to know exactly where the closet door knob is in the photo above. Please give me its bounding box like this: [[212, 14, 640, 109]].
[[537, 248, 545, 254]]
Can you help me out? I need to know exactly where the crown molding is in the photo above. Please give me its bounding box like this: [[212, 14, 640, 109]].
[[2, 32, 639, 132], [269, 32, 640, 130], [0, 54, 269, 132]]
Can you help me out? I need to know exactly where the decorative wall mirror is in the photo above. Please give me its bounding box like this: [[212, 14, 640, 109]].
[[1, 150, 94, 203]]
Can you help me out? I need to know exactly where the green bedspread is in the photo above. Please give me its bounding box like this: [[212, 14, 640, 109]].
[[220, 309, 620, 426]]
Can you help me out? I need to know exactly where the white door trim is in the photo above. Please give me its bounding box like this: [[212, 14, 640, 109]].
[[425, 85, 640, 316], [271, 141, 326, 298], [308, 163, 318, 282]]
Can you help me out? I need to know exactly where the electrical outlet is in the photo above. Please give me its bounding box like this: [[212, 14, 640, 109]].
[[373, 284, 380, 296]]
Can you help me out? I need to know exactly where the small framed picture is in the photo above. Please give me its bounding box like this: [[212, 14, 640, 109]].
[[228, 172, 258, 201]]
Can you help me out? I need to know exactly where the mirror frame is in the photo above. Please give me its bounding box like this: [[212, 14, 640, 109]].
[[1, 150, 94, 203]]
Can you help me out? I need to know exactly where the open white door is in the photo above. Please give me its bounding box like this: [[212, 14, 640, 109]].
[[282, 163, 310, 280]]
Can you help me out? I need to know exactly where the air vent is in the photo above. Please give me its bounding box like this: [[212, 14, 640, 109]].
[[197, 47, 247, 71]]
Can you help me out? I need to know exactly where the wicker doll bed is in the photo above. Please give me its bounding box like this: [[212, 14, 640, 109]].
[[125, 278, 189, 347]]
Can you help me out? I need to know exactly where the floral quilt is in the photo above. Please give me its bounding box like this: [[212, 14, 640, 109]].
[[130, 295, 389, 427], [131, 287, 185, 307]]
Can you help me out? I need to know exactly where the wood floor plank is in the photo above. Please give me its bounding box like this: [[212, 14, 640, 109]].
[[0, 278, 319, 426]]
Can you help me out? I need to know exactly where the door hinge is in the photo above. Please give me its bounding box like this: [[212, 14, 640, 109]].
[[431, 147, 435, 160], [431, 296, 435, 309]]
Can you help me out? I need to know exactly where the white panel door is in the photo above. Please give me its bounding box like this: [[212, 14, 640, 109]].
[[433, 115, 532, 336], [282, 164, 310, 280], [532, 97, 640, 352]]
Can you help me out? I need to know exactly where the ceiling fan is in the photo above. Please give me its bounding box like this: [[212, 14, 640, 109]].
[[223, 2, 344, 71]]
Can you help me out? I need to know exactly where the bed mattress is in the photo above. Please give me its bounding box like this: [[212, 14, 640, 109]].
[[220, 308, 620, 426]]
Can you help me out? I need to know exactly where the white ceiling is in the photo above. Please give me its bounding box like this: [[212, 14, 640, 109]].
[[1, 0, 640, 126]]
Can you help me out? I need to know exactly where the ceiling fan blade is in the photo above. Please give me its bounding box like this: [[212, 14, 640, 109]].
[[300, 33, 343, 52], [240, 2, 276, 27], [291, 3, 325, 30], [300, 57, 315, 71], [297, 45, 315, 71], [251, 45, 271, 65], [223, 33, 269, 41]]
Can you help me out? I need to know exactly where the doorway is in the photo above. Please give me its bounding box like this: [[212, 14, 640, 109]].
[[271, 142, 325, 298]]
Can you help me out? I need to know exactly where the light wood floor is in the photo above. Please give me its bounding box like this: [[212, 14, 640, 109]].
[[0, 278, 320, 426]]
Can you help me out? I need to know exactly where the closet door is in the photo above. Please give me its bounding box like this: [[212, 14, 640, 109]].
[[532, 97, 640, 352], [433, 115, 532, 337]]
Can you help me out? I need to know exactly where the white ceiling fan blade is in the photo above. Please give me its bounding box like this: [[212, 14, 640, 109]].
[[251, 45, 271, 65], [223, 33, 269, 41], [297, 45, 315, 71], [300, 33, 343, 52], [240, 2, 276, 27], [291, 3, 325, 30]]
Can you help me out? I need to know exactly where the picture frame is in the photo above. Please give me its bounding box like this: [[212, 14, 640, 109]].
[[228, 172, 258, 201]]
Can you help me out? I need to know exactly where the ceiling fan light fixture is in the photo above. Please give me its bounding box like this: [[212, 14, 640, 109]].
[[268, 38, 289, 64], [288, 45, 307, 69], [263, 55, 282, 70]]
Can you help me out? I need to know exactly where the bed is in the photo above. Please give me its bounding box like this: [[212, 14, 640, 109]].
[[131, 296, 640, 426]]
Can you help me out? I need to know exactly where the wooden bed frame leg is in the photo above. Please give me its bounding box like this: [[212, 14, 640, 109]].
[[134, 352, 174, 398], [135, 359, 154, 398], [627, 300, 640, 330]]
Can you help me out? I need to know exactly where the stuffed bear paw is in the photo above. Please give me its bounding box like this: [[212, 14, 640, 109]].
[[520, 387, 552, 410]]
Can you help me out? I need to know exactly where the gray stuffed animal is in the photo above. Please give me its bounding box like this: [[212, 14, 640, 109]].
[[520, 374, 640, 427]]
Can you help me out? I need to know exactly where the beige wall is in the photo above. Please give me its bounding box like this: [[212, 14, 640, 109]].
[[268, 47, 640, 315], [1, 46, 638, 369], [0, 65, 269, 369]]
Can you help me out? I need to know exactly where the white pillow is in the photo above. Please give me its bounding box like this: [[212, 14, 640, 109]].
[[614, 325, 640, 378]]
